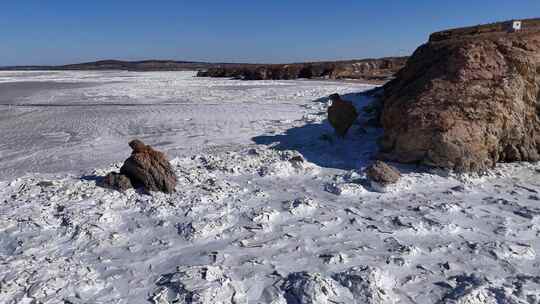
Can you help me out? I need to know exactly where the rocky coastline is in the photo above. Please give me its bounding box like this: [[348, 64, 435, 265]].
[[196, 57, 408, 83]]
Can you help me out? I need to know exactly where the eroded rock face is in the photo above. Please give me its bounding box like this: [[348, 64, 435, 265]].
[[327, 93, 358, 138], [197, 57, 407, 83], [379, 19, 540, 171], [365, 161, 401, 186], [120, 139, 177, 193]]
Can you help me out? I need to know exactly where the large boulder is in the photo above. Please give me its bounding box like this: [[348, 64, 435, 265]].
[[120, 139, 177, 193], [327, 93, 359, 138], [379, 19, 540, 171]]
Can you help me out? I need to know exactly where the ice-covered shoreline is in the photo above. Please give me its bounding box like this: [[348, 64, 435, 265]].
[[2, 145, 540, 303], [1, 71, 540, 303]]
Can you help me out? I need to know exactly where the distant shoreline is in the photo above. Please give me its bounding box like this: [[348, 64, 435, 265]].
[[0, 57, 407, 72]]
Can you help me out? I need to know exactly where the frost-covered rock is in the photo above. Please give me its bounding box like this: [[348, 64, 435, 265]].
[[332, 266, 395, 304], [176, 214, 233, 241], [271, 267, 395, 304], [280, 272, 354, 304], [152, 266, 247, 304], [324, 182, 367, 196], [283, 197, 318, 216], [437, 274, 524, 304]]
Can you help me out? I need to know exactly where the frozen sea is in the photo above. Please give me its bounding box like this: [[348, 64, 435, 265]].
[[0, 70, 373, 179], [1, 71, 540, 304]]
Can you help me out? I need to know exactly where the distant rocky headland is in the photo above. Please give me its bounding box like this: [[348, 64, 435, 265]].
[[196, 57, 408, 83]]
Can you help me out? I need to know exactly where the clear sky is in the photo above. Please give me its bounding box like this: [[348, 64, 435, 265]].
[[1, 1, 539, 66]]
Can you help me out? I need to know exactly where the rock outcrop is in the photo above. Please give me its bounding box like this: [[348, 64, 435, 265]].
[[197, 57, 408, 83], [327, 93, 358, 137], [379, 18, 540, 171], [119, 139, 177, 193]]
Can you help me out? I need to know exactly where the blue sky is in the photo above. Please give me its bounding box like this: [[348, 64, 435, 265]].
[[1, 1, 539, 65]]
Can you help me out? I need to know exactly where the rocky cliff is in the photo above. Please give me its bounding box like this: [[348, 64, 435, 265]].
[[196, 57, 408, 82], [379, 18, 540, 171]]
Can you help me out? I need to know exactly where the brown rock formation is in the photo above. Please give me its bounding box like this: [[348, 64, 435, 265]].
[[196, 57, 408, 83], [327, 93, 359, 138], [365, 161, 401, 186], [120, 139, 177, 193], [379, 18, 540, 171]]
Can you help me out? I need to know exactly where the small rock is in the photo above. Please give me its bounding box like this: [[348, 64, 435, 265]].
[[283, 197, 318, 215], [37, 181, 54, 188], [99, 172, 133, 191], [450, 185, 466, 192], [365, 161, 401, 186], [289, 155, 304, 163], [289, 155, 305, 169]]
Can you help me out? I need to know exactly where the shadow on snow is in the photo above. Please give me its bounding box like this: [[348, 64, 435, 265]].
[[252, 92, 382, 171]]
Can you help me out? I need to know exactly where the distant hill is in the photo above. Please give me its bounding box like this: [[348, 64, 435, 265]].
[[0, 60, 222, 71]]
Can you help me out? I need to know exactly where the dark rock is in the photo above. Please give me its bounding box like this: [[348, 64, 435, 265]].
[[450, 185, 466, 192], [365, 161, 401, 186], [99, 172, 133, 191], [289, 155, 305, 169], [327, 93, 358, 138], [289, 155, 305, 163], [379, 18, 540, 171], [120, 139, 177, 193], [37, 181, 54, 188]]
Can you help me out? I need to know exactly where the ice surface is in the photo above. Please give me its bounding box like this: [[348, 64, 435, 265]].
[[0, 71, 372, 179], [1, 71, 540, 303]]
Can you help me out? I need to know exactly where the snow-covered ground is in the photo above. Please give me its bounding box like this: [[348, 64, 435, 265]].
[[1, 71, 540, 303]]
